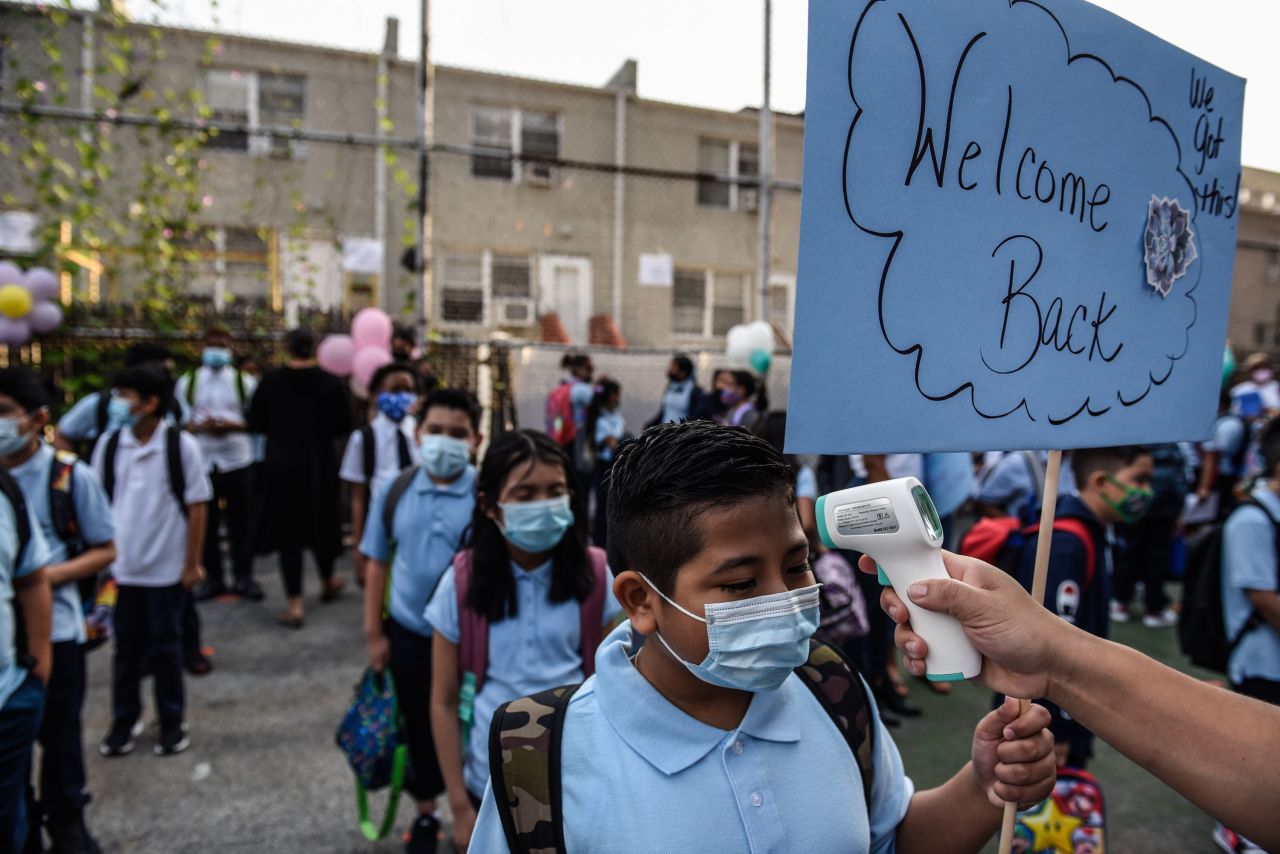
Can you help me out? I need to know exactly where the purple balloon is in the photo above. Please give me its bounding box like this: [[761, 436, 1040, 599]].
[[24, 268, 59, 302], [29, 301, 62, 334], [0, 318, 31, 346], [0, 262, 21, 288]]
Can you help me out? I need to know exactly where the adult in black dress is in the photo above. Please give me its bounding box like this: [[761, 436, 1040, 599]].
[[248, 328, 352, 627]]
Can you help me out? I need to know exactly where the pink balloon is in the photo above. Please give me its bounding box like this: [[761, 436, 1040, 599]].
[[24, 268, 59, 302], [316, 334, 356, 377], [351, 308, 392, 351], [28, 301, 62, 334], [352, 346, 392, 390], [0, 262, 21, 287], [0, 318, 30, 346]]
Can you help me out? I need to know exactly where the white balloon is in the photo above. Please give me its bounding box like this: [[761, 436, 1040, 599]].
[[724, 321, 775, 370]]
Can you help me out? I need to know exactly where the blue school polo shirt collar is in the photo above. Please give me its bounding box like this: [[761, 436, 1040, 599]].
[[414, 463, 476, 495], [595, 624, 801, 776], [511, 558, 552, 586]]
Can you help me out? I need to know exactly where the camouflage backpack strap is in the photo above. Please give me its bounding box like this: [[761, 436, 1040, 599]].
[[489, 683, 581, 854], [795, 638, 875, 811]]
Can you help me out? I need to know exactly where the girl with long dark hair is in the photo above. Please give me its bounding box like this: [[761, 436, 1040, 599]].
[[426, 429, 620, 851]]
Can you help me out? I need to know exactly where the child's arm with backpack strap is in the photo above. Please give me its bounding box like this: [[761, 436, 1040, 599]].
[[871, 551, 1280, 851], [429, 631, 476, 852], [45, 464, 116, 588]]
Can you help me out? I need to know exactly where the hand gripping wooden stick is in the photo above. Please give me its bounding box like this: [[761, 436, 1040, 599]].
[[996, 449, 1062, 854]]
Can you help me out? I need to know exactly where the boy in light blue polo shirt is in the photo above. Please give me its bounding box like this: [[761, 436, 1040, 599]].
[[470, 421, 1057, 853], [360, 388, 480, 853], [0, 368, 116, 852]]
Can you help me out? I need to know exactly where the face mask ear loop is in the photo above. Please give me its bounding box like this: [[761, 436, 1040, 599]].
[[636, 573, 707, 624]]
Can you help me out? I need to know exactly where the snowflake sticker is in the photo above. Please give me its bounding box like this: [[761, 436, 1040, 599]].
[[1144, 196, 1198, 297]]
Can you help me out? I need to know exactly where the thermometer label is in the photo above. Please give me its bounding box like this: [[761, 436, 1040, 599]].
[[834, 498, 899, 535]]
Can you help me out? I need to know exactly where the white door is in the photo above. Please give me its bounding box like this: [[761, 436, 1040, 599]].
[[539, 255, 592, 344]]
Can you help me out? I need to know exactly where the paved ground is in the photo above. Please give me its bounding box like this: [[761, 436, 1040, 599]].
[[77, 563, 1221, 853]]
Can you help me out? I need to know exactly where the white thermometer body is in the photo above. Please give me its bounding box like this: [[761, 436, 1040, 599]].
[[816, 477, 981, 681]]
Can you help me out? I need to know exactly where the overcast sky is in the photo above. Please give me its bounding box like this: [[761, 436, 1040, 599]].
[[148, 0, 1278, 172]]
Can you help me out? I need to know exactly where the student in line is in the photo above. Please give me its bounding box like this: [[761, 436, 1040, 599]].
[[93, 365, 212, 759], [870, 549, 1280, 852], [342, 362, 419, 589], [469, 421, 1056, 852], [360, 389, 480, 854], [712, 369, 766, 433], [428, 429, 619, 853], [586, 377, 624, 547], [1011, 446, 1153, 770], [0, 369, 115, 854], [53, 344, 187, 453]]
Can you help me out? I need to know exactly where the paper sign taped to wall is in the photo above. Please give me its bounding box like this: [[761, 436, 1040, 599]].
[[787, 0, 1244, 453], [639, 253, 675, 286]]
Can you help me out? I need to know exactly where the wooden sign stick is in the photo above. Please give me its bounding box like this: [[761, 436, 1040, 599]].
[[997, 449, 1063, 854]]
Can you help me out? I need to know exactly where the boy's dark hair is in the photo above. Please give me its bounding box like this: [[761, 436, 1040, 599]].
[[560, 351, 589, 372], [367, 362, 418, 397], [113, 364, 174, 413], [286, 328, 316, 359], [586, 376, 620, 449], [607, 420, 795, 594], [1260, 419, 1280, 477], [0, 367, 52, 414], [466, 429, 592, 622], [672, 355, 694, 377], [392, 324, 415, 347], [1071, 445, 1152, 487], [205, 323, 232, 341], [421, 387, 481, 432], [123, 342, 174, 368]]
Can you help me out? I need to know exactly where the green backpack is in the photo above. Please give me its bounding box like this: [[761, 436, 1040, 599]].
[[488, 638, 875, 854]]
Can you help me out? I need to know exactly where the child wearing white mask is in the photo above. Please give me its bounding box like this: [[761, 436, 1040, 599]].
[[425, 429, 621, 853], [358, 388, 480, 853]]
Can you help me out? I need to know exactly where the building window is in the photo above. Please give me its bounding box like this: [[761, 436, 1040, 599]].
[[441, 252, 485, 324], [471, 107, 561, 184], [697, 139, 759, 211], [673, 268, 748, 337], [204, 69, 306, 157], [1255, 322, 1268, 348], [491, 253, 532, 299], [768, 274, 795, 333]]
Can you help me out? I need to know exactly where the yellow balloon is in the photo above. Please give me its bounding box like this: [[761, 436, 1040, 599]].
[[0, 285, 31, 320]]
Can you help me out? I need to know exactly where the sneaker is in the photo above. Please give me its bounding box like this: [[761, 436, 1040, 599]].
[[1142, 607, 1179, 629], [403, 814, 440, 854], [1213, 823, 1266, 853], [193, 579, 227, 602], [184, 649, 214, 677], [154, 722, 190, 756], [99, 720, 144, 757], [46, 812, 103, 854], [232, 578, 265, 601], [1108, 600, 1131, 623]]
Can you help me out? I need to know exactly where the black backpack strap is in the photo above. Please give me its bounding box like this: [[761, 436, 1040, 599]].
[[165, 426, 188, 514], [101, 430, 122, 502], [235, 370, 246, 409], [48, 450, 84, 559], [360, 424, 376, 484], [395, 430, 412, 471], [381, 466, 420, 545], [95, 392, 111, 438], [795, 638, 875, 811], [489, 684, 580, 854], [0, 467, 34, 669]]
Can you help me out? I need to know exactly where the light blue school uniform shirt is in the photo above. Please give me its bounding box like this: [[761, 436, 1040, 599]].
[[470, 622, 913, 853], [426, 557, 622, 797], [661, 378, 695, 423], [974, 451, 1076, 518], [1205, 415, 1247, 478], [795, 465, 817, 501], [0, 485, 53, 710], [359, 465, 476, 637], [56, 390, 191, 444], [9, 444, 114, 644], [1222, 481, 1280, 684], [593, 410, 625, 462]]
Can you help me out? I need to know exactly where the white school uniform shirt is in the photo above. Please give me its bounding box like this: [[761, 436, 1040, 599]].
[[91, 423, 213, 587], [339, 412, 417, 495], [175, 367, 257, 473]]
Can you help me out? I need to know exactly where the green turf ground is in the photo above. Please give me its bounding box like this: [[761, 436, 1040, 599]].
[[890, 585, 1226, 853]]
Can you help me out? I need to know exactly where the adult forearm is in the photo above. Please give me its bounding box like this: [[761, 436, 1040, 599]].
[[15, 570, 52, 683], [1196, 451, 1220, 497], [897, 763, 1000, 854], [45, 543, 116, 587], [1048, 632, 1280, 848]]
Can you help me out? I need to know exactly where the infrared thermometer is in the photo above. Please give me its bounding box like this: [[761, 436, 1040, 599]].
[[816, 477, 981, 681]]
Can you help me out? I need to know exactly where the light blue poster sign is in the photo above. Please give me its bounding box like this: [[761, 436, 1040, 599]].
[[787, 0, 1244, 453]]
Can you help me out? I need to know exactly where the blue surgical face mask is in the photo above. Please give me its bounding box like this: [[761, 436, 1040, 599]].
[[498, 495, 575, 554], [107, 396, 138, 431], [419, 433, 471, 480], [640, 575, 822, 693], [202, 347, 232, 370], [0, 416, 33, 457], [377, 391, 416, 423]]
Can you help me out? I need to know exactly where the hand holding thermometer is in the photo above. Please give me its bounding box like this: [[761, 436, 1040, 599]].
[[816, 477, 982, 681]]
